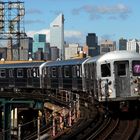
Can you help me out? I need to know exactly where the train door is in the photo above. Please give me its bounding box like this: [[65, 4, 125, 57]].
[[27, 68, 33, 87], [9, 69, 15, 87], [58, 66, 63, 89], [114, 61, 130, 97], [72, 65, 78, 90]]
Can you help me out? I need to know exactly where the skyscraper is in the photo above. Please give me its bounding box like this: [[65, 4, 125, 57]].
[[86, 33, 100, 57], [50, 13, 64, 60], [33, 34, 50, 60]]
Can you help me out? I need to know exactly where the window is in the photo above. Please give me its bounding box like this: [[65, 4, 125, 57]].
[[72, 66, 77, 78], [9, 69, 14, 77], [85, 64, 89, 78], [101, 63, 111, 77], [27, 69, 32, 78], [64, 66, 70, 77], [58, 67, 62, 78], [17, 69, 23, 78], [0, 69, 6, 78], [118, 64, 126, 76], [47, 67, 51, 77], [36, 68, 39, 77], [77, 65, 80, 77], [52, 67, 57, 77], [42, 68, 47, 77], [33, 68, 36, 77]]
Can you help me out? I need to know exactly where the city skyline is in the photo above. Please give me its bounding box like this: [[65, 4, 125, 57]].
[[25, 0, 140, 45]]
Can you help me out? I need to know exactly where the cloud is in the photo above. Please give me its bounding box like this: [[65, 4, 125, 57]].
[[26, 29, 50, 42], [72, 4, 131, 20], [65, 30, 84, 44], [26, 29, 84, 44]]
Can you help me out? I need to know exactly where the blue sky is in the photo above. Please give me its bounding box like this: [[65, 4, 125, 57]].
[[24, 0, 140, 45]]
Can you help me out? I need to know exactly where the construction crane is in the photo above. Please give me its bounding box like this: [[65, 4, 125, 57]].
[[0, 0, 26, 60]]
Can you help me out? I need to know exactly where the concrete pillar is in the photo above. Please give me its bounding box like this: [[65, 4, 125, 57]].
[[3, 103, 11, 140]]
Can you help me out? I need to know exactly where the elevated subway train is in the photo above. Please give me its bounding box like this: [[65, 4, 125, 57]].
[[0, 51, 140, 110]]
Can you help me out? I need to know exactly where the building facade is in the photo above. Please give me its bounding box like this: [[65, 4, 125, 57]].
[[100, 40, 116, 55], [50, 13, 64, 60], [127, 39, 140, 53], [65, 43, 80, 59], [33, 34, 50, 60], [7, 37, 33, 61], [119, 38, 127, 50], [86, 33, 100, 57]]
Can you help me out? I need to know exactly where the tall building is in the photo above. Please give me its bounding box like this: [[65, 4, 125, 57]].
[[100, 40, 116, 55], [127, 39, 140, 53], [50, 46, 59, 61], [119, 38, 127, 50], [86, 33, 99, 57], [20, 37, 33, 60], [50, 13, 64, 60], [33, 34, 50, 60]]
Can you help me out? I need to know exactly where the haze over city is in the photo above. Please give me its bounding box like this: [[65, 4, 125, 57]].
[[24, 0, 140, 45]]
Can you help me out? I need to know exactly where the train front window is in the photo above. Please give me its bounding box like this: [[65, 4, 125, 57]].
[[118, 64, 126, 76], [101, 63, 111, 77], [132, 61, 140, 76]]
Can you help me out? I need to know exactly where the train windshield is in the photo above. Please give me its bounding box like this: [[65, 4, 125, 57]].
[[132, 61, 140, 76]]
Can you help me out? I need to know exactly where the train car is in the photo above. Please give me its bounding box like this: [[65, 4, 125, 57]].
[[44, 58, 88, 92], [85, 51, 140, 111], [0, 62, 47, 93]]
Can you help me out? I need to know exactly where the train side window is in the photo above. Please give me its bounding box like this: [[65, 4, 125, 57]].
[[0, 69, 6, 78], [101, 63, 111, 77], [85, 65, 89, 78], [64, 66, 70, 78], [27, 69, 32, 78], [58, 67, 62, 78], [77, 65, 80, 77], [72, 66, 76, 78], [47, 67, 51, 77], [9, 69, 14, 77], [42, 68, 47, 77], [79, 65, 82, 77], [37, 68, 39, 77], [52, 67, 57, 77], [118, 64, 126, 76], [17, 69, 23, 78]]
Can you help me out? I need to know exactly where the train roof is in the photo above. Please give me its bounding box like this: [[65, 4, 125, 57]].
[[0, 62, 45, 68], [47, 58, 88, 67], [98, 51, 140, 62], [86, 51, 140, 63]]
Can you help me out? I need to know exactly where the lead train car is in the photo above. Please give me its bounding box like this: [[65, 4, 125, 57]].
[[85, 51, 140, 110]]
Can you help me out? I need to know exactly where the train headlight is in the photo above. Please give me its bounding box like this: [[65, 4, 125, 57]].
[[134, 87, 138, 92], [108, 88, 112, 96]]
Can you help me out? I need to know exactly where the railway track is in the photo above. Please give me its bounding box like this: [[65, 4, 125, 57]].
[[21, 95, 140, 140]]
